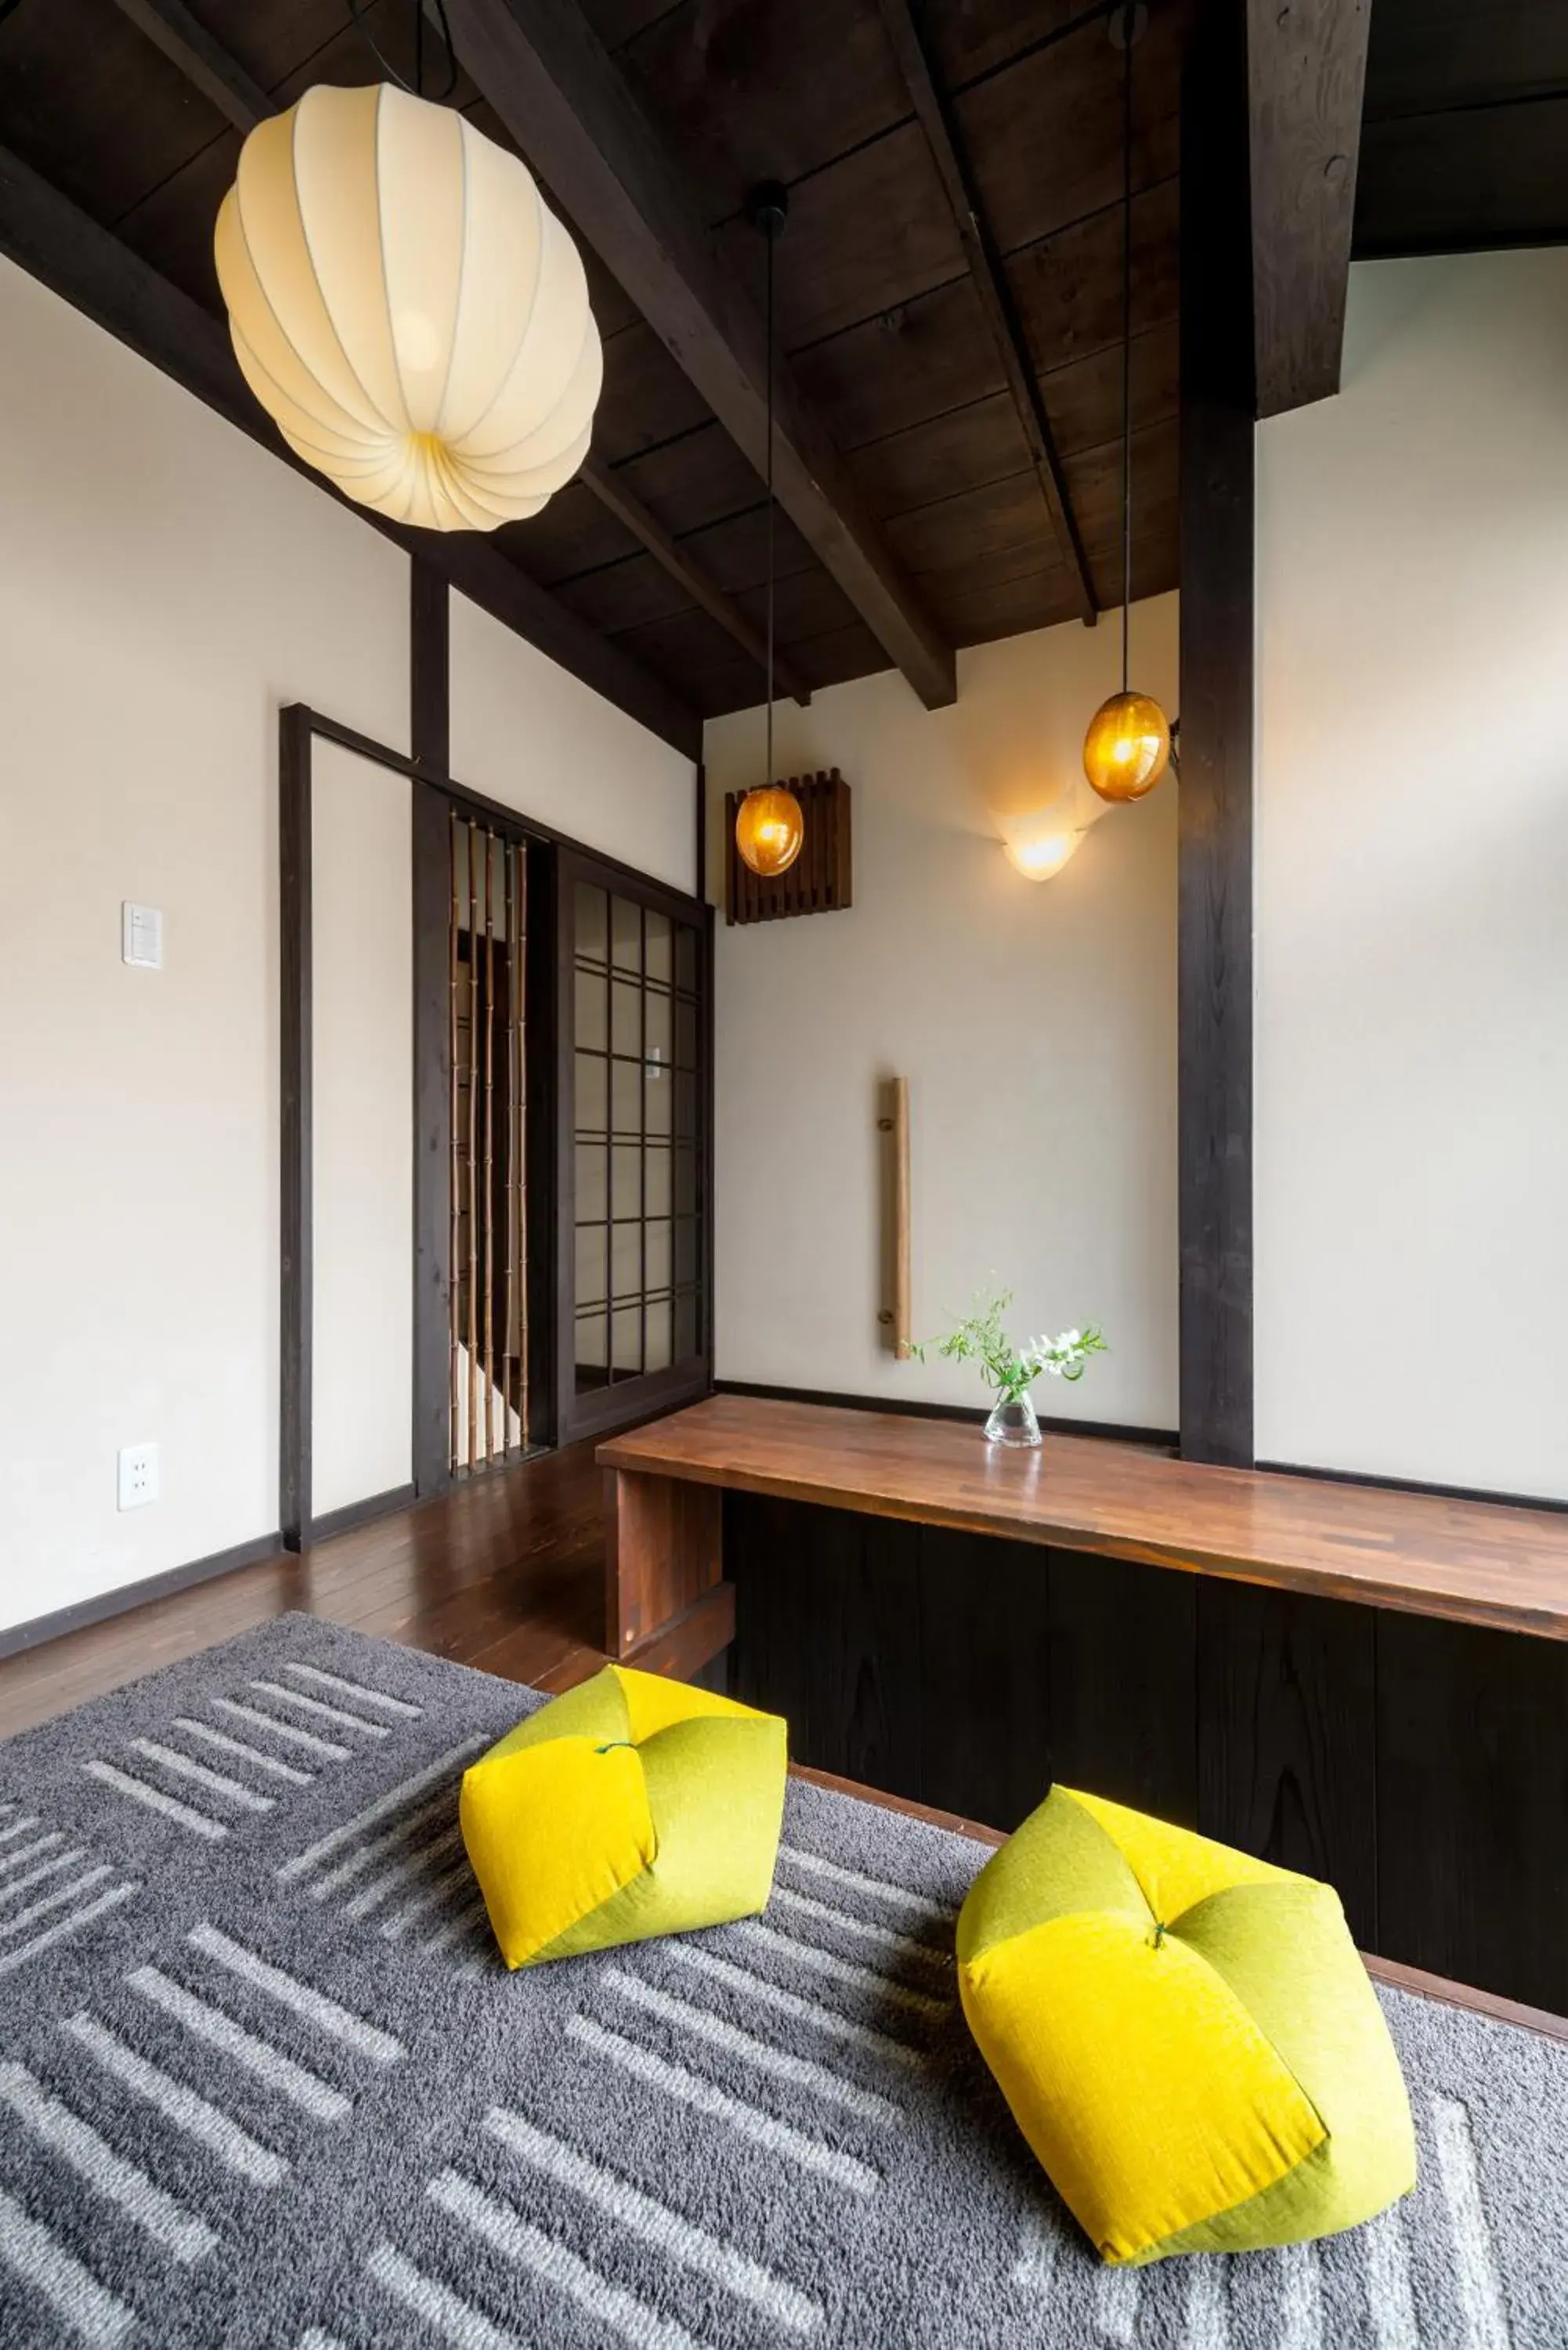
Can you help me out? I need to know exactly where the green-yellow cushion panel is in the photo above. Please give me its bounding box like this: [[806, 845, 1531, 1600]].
[[459, 1664, 787, 1970], [957, 1785, 1417, 2267]]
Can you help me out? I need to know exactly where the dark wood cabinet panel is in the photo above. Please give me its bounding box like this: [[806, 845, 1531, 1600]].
[[1198, 1582, 1378, 1945], [917, 1528, 1051, 1831], [1049, 1548, 1198, 1827], [1376, 1612, 1568, 2013]]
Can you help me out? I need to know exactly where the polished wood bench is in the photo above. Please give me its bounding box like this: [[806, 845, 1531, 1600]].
[[601, 1394, 1568, 2013]]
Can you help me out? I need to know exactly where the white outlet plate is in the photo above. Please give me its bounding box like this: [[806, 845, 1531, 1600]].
[[122, 903, 163, 970], [117, 1442, 159, 1510]]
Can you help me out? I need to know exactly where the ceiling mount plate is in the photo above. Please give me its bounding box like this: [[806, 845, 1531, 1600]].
[[1107, 2, 1148, 49], [746, 180, 789, 239]]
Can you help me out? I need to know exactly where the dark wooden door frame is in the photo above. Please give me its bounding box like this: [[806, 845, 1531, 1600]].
[[1177, 0, 1255, 1469], [279, 699, 711, 1547]]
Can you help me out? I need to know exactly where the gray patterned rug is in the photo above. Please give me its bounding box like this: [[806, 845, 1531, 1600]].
[[1, 1614, 1565, 2348]]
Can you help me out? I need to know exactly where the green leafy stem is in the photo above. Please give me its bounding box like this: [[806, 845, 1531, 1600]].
[[908, 1285, 1107, 1408]]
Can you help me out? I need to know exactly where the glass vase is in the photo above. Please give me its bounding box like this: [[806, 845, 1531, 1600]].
[[985, 1390, 1042, 1448]]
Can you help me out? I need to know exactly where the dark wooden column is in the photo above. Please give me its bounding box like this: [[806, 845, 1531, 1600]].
[[278, 706, 313, 1549], [1177, 1, 1255, 1466], [410, 560, 453, 1499]]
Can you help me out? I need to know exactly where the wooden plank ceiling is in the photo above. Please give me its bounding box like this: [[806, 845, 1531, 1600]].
[[1356, 0, 1568, 258], [0, 0, 1188, 721], [0, 0, 1555, 725]]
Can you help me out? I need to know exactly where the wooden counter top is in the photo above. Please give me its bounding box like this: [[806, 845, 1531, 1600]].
[[600, 1394, 1568, 1640]]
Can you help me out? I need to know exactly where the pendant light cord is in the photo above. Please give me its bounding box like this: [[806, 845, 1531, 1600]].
[[347, 0, 459, 100], [764, 215, 777, 790], [1121, 1, 1134, 696]]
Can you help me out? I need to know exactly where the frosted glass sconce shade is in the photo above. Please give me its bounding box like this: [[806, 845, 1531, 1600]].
[[215, 84, 602, 532], [1004, 829, 1082, 881]]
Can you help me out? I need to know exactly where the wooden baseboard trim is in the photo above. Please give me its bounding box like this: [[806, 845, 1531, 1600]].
[[0, 1531, 283, 1661], [790, 1762, 1006, 1850], [712, 1379, 1177, 1451], [1259, 1456, 1568, 1517], [306, 1484, 417, 1546], [1361, 1952, 1568, 2046]]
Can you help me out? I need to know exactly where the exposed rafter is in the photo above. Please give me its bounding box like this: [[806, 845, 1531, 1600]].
[[0, 140, 702, 757], [437, 0, 958, 709], [874, 0, 1099, 628], [106, 0, 273, 133], [580, 459, 811, 708], [1245, 0, 1371, 417], [105, 0, 816, 717]]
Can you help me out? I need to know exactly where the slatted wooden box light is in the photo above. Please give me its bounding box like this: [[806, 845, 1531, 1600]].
[[724, 770, 852, 926]]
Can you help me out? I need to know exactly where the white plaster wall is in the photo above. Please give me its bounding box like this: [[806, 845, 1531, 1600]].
[[310, 743, 413, 1519], [0, 256, 411, 1632], [1255, 250, 1568, 1499], [450, 593, 696, 895], [703, 599, 1180, 1431]]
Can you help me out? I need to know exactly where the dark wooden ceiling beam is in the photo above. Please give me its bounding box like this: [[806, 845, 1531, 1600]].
[[103, 0, 273, 135], [874, 0, 1100, 627], [580, 459, 813, 707], [0, 140, 702, 757], [436, 0, 957, 709], [1245, 0, 1371, 417]]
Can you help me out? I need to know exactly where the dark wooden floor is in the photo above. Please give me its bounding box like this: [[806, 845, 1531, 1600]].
[[0, 1444, 611, 1740]]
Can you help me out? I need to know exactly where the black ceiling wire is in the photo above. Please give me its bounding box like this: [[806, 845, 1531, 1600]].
[[764, 209, 776, 792], [1120, 0, 1133, 696], [346, 0, 459, 100]]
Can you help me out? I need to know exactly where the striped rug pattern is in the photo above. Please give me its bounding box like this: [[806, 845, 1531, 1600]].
[[2, 1614, 1566, 2347]]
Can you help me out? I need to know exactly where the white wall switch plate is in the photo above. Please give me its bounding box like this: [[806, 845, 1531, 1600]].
[[122, 902, 163, 969], [117, 1442, 159, 1510]]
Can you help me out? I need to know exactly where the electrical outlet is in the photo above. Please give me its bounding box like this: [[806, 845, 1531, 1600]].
[[117, 1442, 159, 1511], [121, 903, 163, 969]]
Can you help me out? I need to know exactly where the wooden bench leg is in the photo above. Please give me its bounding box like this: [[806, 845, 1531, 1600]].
[[605, 1468, 730, 1679]]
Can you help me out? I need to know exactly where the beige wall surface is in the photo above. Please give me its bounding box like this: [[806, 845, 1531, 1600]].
[[450, 593, 697, 895], [1255, 250, 1568, 1499], [0, 255, 692, 1636], [703, 599, 1180, 1431], [310, 743, 414, 1520], [0, 256, 409, 1636]]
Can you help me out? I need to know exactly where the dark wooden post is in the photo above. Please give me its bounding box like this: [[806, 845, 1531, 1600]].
[[1178, 0, 1255, 1466], [411, 559, 453, 1499]]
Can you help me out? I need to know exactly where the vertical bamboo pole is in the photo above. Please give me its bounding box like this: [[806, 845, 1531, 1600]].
[[447, 811, 461, 1473], [894, 1075, 912, 1359], [638, 904, 648, 1379], [482, 830, 497, 1465], [466, 823, 479, 1470], [879, 1076, 912, 1359], [515, 842, 529, 1452], [500, 844, 515, 1460]]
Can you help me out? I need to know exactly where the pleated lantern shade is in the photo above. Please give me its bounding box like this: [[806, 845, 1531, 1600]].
[[215, 83, 602, 533]]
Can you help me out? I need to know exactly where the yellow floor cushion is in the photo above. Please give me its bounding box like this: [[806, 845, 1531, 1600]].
[[958, 1786, 1417, 2266], [460, 1664, 787, 1969]]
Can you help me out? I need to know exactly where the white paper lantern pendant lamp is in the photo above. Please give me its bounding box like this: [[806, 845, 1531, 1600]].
[[215, 60, 602, 534]]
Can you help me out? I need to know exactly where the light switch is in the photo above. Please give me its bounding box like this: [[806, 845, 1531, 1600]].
[[117, 1443, 159, 1510], [122, 903, 163, 970]]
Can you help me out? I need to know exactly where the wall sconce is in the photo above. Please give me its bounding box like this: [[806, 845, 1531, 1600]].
[[1004, 827, 1082, 882], [995, 799, 1089, 884]]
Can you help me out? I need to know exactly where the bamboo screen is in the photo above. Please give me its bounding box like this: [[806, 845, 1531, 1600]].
[[449, 818, 531, 1473]]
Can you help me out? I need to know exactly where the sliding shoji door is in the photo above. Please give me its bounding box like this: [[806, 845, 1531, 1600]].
[[556, 848, 713, 1442]]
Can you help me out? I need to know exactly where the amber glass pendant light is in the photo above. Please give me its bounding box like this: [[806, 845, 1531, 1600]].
[[735, 185, 804, 879], [1085, 3, 1172, 806]]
